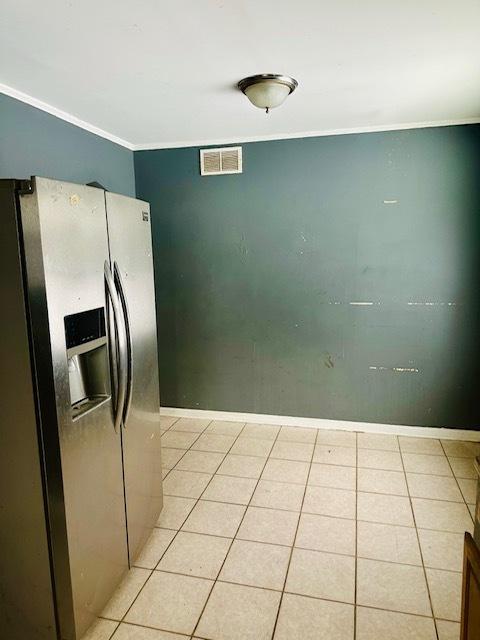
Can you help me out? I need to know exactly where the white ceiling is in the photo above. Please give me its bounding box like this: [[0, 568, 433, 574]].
[[1, 0, 479, 150]]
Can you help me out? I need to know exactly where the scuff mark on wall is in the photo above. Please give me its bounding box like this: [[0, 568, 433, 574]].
[[237, 232, 249, 258], [349, 301, 375, 306], [324, 354, 335, 369], [369, 366, 419, 373], [324, 301, 458, 308], [407, 301, 457, 307], [327, 301, 383, 306]]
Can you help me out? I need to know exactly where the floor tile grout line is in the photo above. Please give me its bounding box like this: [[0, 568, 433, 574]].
[[105, 616, 194, 638], [104, 619, 120, 640], [211, 473, 305, 487], [151, 529, 289, 549], [134, 569, 289, 593], [120, 565, 460, 607], [163, 445, 477, 478], [143, 526, 462, 573], [163, 485, 473, 509], [160, 416, 180, 431], [157, 502, 472, 537], [101, 595, 447, 630], [170, 448, 228, 476], [398, 437, 440, 640], [190, 424, 284, 638], [269, 426, 318, 640], [160, 498, 303, 515], [440, 440, 476, 525]]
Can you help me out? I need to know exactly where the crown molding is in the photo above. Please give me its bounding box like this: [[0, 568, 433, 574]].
[[2, 83, 479, 152], [0, 82, 134, 150], [132, 117, 480, 150]]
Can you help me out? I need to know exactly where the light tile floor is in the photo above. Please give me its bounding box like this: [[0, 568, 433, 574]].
[[81, 417, 479, 640]]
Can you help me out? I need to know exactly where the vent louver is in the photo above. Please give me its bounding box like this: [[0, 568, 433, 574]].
[[200, 146, 243, 176]]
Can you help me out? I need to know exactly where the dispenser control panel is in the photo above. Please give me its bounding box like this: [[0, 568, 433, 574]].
[[65, 307, 105, 349]]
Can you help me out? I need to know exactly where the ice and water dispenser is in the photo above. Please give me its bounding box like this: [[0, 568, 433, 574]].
[[64, 307, 110, 419]]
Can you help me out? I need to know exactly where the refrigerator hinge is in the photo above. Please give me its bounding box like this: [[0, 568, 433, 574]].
[[16, 178, 34, 195]]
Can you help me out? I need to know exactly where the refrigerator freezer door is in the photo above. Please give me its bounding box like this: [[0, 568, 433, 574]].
[[0, 180, 58, 640], [20, 178, 129, 639], [105, 192, 163, 563]]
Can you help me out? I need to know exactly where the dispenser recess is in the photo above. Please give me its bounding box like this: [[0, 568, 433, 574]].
[[64, 307, 110, 419]]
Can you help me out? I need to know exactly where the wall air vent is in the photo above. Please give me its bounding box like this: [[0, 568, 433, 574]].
[[200, 146, 243, 176]]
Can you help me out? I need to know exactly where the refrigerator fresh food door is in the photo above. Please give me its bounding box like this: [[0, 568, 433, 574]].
[[20, 178, 129, 639], [105, 192, 163, 564]]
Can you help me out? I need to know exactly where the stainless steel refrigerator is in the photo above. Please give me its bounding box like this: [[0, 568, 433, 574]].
[[0, 177, 163, 640]]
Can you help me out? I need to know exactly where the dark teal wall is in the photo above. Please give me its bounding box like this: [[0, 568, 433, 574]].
[[135, 125, 480, 429], [0, 93, 135, 196]]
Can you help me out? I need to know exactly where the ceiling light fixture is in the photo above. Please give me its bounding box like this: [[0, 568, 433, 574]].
[[238, 74, 298, 114]]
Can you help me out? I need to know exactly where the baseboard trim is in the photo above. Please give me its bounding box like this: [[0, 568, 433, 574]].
[[160, 407, 480, 441]]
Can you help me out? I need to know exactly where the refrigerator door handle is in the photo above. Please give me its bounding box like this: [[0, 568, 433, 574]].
[[114, 261, 133, 427], [104, 261, 127, 432]]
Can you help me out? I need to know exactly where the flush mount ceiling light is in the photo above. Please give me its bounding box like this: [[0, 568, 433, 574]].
[[238, 74, 298, 113]]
